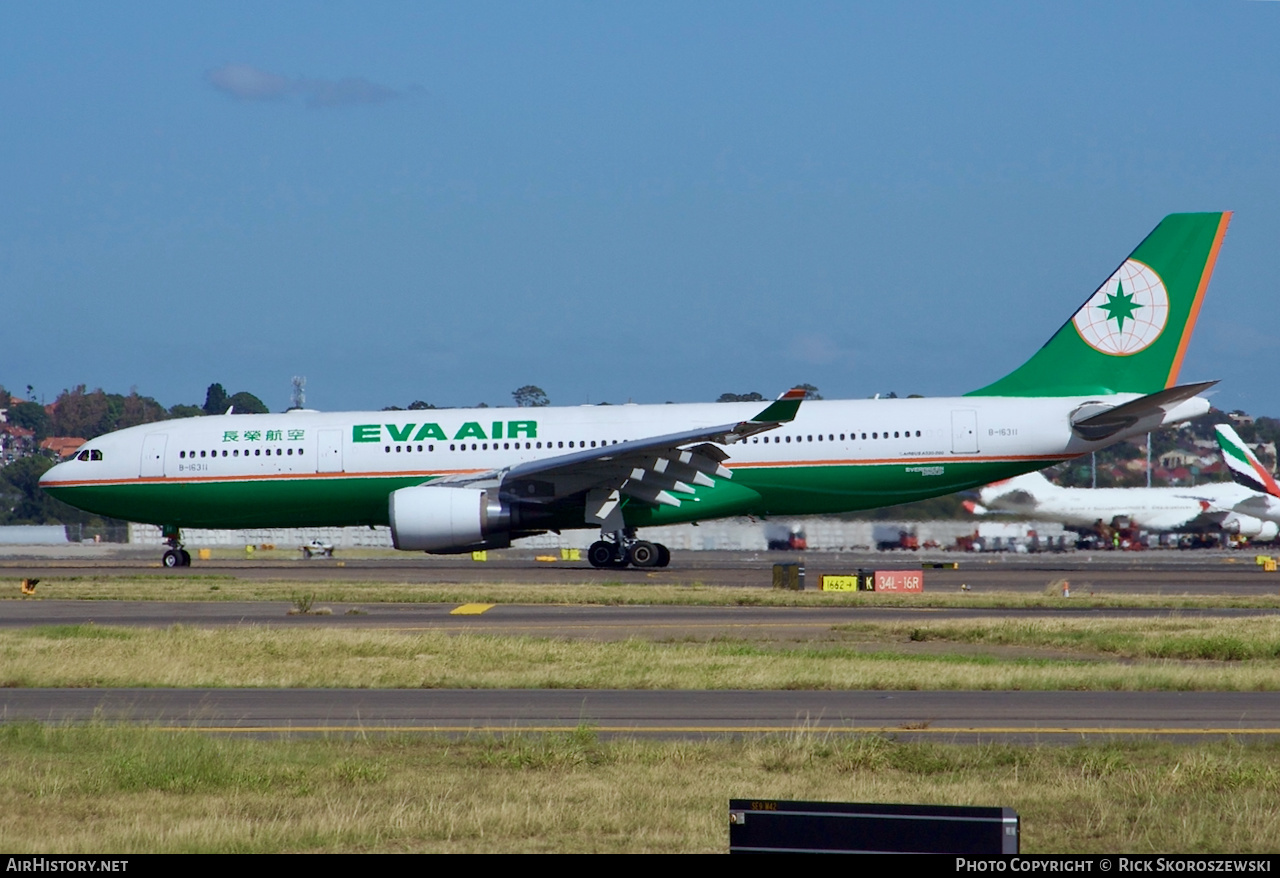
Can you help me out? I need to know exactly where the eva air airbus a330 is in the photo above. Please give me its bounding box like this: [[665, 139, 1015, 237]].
[[42, 213, 1231, 568]]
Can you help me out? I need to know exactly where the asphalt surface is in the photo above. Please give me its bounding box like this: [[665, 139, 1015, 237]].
[[3, 547, 1280, 595], [2, 600, 1278, 638]]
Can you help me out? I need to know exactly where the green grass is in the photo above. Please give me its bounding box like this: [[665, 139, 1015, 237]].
[[838, 616, 1280, 661], [3, 723, 1279, 853], [5, 619, 1280, 690]]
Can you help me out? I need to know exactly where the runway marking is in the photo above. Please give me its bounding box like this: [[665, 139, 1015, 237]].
[[450, 604, 496, 615], [137, 724, 1280, 736]]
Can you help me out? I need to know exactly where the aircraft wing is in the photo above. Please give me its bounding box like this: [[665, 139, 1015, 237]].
[[1155, 495, 1253, 533], [1207, 492, 1280, 521], [428, 388, 807, 512]]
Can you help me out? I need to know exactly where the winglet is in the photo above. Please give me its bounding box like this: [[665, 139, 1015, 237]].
[[749, 387, 807, 424], [1216, 423, 1280, 498]]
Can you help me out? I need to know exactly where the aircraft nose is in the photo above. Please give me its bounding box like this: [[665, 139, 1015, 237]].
[[39, 460, 70, 488]]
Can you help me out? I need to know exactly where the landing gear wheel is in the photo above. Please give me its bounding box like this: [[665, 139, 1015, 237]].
[[178, 549, 191, 567], [588, 541, 617, 569], [163, 550, 180, 568], [628, 540, 659, 568], [656, 544, 670, 568]]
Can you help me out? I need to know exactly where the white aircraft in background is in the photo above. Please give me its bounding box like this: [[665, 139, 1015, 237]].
[[41, 213, 1231, 567], [967, 470, 1279, 540]]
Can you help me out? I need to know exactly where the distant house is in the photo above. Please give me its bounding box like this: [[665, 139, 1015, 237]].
[[39, 437, 86, 459]]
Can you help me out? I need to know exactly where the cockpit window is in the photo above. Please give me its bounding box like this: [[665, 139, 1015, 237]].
[[77, 449, 103, 461], [91, 449, 103, 461], [77, 450, 90, 461]]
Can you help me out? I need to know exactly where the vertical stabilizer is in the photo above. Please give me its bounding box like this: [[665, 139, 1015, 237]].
[[1216, 423, 1280, 498], [968, 212, 1230, 397]]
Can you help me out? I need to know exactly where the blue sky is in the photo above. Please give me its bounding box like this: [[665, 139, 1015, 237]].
[[3, 2, 1278, 414]]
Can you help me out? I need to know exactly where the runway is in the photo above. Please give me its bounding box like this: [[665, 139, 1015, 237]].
[[4, 689, 1278, 742], [1, 599, 1277, 639], [3, 547, 1279, 595]]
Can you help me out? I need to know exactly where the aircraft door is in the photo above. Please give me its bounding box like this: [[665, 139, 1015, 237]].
[[951, 410, 979, 454], [140, 433, 167, 477], [317, 429, 343, 473]]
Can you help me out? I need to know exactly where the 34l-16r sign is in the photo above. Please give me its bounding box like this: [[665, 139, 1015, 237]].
[[873, 570, 923, 592], [819, 571, 924, 592]]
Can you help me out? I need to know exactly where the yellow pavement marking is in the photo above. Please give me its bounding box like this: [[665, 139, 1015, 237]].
[[450, 603, 496, 615]]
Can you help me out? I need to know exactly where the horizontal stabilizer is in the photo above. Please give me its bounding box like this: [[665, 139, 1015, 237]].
[[1071, 381, 1217, 442]]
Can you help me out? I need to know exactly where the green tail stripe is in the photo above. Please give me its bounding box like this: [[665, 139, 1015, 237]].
[[968, 212, 1229, 398]]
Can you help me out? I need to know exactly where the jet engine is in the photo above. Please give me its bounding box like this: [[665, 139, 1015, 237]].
[[1220, 514, 1279, 541], [389, 486, 512, 552]]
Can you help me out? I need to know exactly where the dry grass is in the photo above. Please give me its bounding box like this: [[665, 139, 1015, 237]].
[[839, 615, 1280, 661], [5, 618, 1280, 690], [2, 724, 1279, 853]]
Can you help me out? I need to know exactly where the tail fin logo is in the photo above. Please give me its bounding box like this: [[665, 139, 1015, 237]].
[[1072, 259, 1169, 356]]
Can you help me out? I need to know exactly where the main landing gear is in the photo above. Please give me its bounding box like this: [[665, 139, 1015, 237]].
[[161, 525, 191, 568], [587, 531, 671, 569]]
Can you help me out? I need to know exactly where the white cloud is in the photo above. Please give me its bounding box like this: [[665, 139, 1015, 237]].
[[206, 64, 402, 108], [207, 64, 291, 100]]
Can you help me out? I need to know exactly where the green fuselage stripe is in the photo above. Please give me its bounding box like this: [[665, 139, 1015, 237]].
[[45, 458, 1061, 531]]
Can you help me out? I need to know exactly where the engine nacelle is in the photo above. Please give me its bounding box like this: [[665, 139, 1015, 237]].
[[389, 486, 510, 552], [1220, 514, 1279, 540]]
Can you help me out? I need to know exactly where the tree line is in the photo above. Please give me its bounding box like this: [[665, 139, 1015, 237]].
[[1, 383, 268, 442]]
